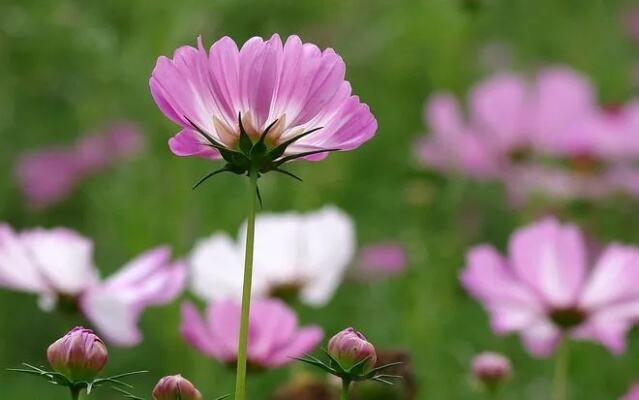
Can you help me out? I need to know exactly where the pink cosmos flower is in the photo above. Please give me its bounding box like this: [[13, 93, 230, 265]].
[[622, 384, 639, 400], [357, 242, 407, 276], [624, 7, 639, 43], [461, 217, 639, 357], [0, 223, 185, 346], [417, 67, 596, 180], [149, 34, 376, 176], [15, 122, 144, 209], [180, 298, 323, 368]]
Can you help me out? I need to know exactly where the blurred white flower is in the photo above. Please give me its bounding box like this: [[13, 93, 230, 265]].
[[189, 206, 355, 307], [0, 224, 186, 346]]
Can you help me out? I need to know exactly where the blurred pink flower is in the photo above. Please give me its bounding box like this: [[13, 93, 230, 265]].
[[149, 34, 376, 164], [461, 218, 639, 357], [419, 66, 639, 202], [180, 298, 323, 369], [15, 122, 144, 209], [417, 67, 596, 179], [0, 223, 185, 346], [624, 7, 639, 43], [357, 242, 407, 276], [471, 352, 511, 385], [622, 384, 639, 400]]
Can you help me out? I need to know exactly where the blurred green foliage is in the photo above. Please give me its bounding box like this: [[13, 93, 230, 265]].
[[1, 0, 639, 398]]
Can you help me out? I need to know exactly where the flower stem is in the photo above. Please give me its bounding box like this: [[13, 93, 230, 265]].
[[341, 379, 351, 400], [553, 339, 569, 400], [70, 387, 81, 400], [234, 168, 259, 400]]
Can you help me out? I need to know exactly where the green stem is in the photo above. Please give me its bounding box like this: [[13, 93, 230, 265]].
[[70, 387, 82, 400], [341, 379, 351, 400], [553, 339, 569, 400], [234, 168, 259, 400]]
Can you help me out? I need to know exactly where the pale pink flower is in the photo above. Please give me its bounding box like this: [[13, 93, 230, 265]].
[[0, 223, 185, 346], [471, 352, 511, 384], [461, 217, 639, 357], [149, 34, 376, 169], [357, 242, 407, 276], [417, 67, 596, 180], [180, 298, 322, 368], [621, 384, 639, 400], [624, 7, 639, 43], [15, 122, 144, 209]]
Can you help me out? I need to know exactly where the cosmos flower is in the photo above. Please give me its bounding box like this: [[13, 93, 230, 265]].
[[417, 67, 596, 180], [47, 327, 108, 382], [471, 352, 511, 386], [188, 206, 355, 306], [149, 34, 376, 180], [180, 298, 323, 369], [357, 242, 407, 277], [622, 384, 639, 400], [461, 217, 639, 357], [0, 224, 185, 346], [15, 122, 144, 209]]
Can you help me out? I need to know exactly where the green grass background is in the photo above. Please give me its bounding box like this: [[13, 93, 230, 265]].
[[1, 0, 639, 398]]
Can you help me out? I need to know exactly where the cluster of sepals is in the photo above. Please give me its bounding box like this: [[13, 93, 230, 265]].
[[188, 113, 340, 195], [8, 363, 147, 399], [296, 348, 402, 386]]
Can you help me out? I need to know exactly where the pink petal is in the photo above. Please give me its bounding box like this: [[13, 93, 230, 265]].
[[267, 326, 324, 367], [248, 299, 297, 363], [469, 73, 528, 150], [509, 218, 586, 307], [168, 129, 221, 159], [208, 299, 241, 356], [520, 319, 561, 357], [0, 224, 48, 292], [580, 245, 639, 309], [180, 302, 229, 360]]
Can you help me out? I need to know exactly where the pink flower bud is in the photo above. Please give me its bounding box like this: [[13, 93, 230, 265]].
[[152, 375, 202, 400], [327, 327, 377, 372], [47, 327, 108, 382], [472, 352, 511, 385]]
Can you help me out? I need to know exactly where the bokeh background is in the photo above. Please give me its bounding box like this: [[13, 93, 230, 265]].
[[1, 0, 639, 398]]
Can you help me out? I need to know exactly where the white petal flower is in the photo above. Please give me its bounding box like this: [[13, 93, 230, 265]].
[[189, 206, 355, 307]]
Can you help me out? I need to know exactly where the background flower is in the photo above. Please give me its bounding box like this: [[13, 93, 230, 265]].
[[0, 224, 185, 346], [188, 206, 355, 306], [461, 218, 639, 357], [180, 298, 323, 368]]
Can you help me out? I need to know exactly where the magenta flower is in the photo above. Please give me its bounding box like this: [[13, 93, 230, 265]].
[[47, 327, 108, 382], [149, 34, 376, 179], [471, 352, 511, 385], [461, 217, 639, 357], [417, 67, 596, 180], [327, 327, 377, 373], [152, 375, 202, 400], [0, 224, 185, 346], [180, 298, 323, 369], [15, 122, 144, 209], [357, 242, 407, 276], [622, 384, 639, 400]]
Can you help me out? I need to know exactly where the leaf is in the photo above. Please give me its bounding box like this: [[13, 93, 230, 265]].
[[251, 118, 280, 155], [238, 112, 254, 155], [192, 166, 233, 189], [272, 168, 303, 182], [267, 127, 323, 160], [274, 148, 341, 165]]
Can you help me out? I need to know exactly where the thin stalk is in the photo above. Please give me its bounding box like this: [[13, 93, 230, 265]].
[[553, 339, 569, 400], [70, 387, 82, 400], [341, 379, 351, 400], [233, 168, 259, 400]]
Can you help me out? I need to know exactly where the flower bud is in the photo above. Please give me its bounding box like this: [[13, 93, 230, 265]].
[[327, 327, 377, 373], [472, 352, 511, 386], [152, 375, 202, 400], [47, 327, 108, 382]]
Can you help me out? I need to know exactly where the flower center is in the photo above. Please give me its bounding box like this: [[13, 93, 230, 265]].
[[268, 282, 304, 304], [549, 307, 587, 330]]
